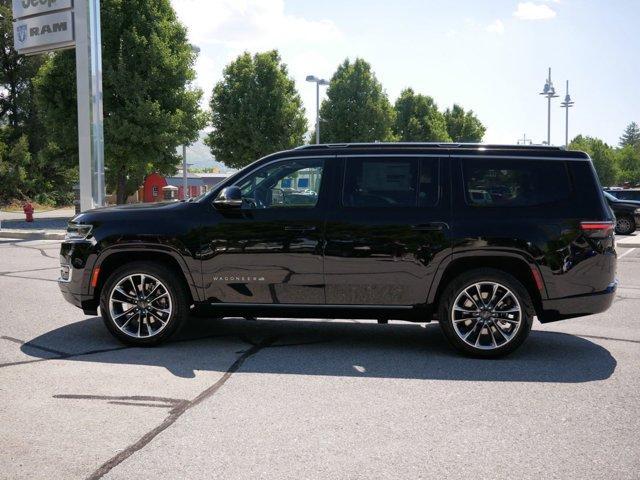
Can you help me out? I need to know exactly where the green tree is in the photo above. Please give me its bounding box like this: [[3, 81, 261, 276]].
[[569, 135, 619, 186], [0, 1, 62, 204], [443, 104, 486, 142], [36, 0, 205, 204], [0, 1, 46, 140], [319, 58, 395, 143], [616, 144, 640, 185], [0, 134, 30, 202], [206, 50, 307, 169], [619, 121, 640, 148], [393, 88, 450, 142]]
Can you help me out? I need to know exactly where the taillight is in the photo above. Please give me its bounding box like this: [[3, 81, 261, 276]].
[[580, 221, 614, 238]]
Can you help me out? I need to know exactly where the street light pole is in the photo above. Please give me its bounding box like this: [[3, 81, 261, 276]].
[[315, 81, 320, 144], [539, 67, 559, 145], [560, 80, 574, 148], [306, 75, 329, 144], [182, 144, 188, 200], [181, 44, 200, 202]]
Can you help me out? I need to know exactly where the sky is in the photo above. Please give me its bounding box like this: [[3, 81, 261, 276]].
[[171, 0, 640, 147]]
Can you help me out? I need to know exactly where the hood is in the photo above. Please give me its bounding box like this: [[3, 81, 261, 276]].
[[70, 200, 192, 225]]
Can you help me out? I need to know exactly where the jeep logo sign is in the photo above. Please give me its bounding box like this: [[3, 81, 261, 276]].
[[13, 10, 74, 55], [12, 0, 72, 19]]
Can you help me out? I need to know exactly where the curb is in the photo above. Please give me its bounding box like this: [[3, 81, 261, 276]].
[[0, 229, 65, 240], [616, 235, 640, 248]]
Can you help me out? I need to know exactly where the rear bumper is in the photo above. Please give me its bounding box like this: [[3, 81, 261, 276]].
[[539, 280, 617, 323]]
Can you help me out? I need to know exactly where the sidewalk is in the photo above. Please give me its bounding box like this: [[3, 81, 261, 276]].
[[0, 207, 74, 240], [616, 233, 640, 248]]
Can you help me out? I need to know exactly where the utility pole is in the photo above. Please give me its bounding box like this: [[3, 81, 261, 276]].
[[517, 133, 532, 145], [539, 67, 558, 145], [560, 80, 575, 148]]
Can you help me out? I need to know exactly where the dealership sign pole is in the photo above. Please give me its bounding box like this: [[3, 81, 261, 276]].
[[13, 0, 105, 211]]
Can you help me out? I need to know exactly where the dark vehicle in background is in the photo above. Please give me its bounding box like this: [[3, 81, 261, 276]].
[[59, 143, 617, 358], [603, 190, 640, 235], [604, 188, 640, 202]]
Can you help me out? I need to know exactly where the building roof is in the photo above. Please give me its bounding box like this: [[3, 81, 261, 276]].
[[197, 172, 232, 186], [166, 176, 204, 187]]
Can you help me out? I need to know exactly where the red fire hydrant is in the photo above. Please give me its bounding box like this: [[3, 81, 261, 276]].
[[23, 202, 34, 222]]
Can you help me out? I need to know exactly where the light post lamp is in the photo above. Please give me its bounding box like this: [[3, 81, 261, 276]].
[[560, 80, 574, 148], [306, 75, 330, 144], [539, 67, 558, 145]]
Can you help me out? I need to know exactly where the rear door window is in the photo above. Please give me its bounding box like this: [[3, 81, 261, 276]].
[[462, 159, 571, 207], [342, 158, 418, 208], [342, 157, 439, 208]]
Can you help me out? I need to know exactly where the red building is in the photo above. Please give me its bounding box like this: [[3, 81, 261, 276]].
[[141, 172, 204, 203]]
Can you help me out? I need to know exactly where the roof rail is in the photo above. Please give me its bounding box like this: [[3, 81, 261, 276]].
[[294, 142, 565, 151]]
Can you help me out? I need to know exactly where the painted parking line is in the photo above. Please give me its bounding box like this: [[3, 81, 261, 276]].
[[619, 248, 636, 259]]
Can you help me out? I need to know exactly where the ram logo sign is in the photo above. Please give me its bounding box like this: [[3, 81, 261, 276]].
[[16, 24, 28, 43], [13, 10, 74, 55]]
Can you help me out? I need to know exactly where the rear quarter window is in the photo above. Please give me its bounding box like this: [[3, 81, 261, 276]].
[[462, 158, 571, 207]]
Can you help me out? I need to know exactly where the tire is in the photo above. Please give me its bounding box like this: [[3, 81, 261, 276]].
[[615, 215, 636, 235], [438, 268, 534, 358], [100, 261, 189, 346]]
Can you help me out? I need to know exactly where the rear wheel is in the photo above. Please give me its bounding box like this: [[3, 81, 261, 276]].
[[615, 215, 636, 235], [438, 268, 534, 358], [100, 261, 189, 346]]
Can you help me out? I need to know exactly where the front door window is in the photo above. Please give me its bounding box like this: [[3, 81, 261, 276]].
[[235, 158, 324, 209]]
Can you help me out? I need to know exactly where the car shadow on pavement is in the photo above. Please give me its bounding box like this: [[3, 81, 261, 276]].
[[20, 316, 616, 382]]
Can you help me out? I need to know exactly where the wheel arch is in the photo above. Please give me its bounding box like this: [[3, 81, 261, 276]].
[[429, 252, 546, 318], [90, 246, 201, 307]]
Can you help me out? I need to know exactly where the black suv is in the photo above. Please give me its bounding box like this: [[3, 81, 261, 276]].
[[59, 143, 617, 357], [603, 191, 640, 235]]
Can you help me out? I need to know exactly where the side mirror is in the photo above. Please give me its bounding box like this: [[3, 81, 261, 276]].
[[213, 186, 242, 209]]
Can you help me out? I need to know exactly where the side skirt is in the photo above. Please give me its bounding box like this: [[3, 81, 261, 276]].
[[193, 303, 432, 322]]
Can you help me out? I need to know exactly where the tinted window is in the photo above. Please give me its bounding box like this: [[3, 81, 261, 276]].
[[463, 159, 570, 207], [418, 158, 439, 207], [236, 158, 323, 209], [617, 191, 640, 201], [342, 157, 439, 208]]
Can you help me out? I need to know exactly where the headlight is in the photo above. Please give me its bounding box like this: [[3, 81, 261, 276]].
[[635, 208, 640, 214], [66, 223, 93, 240]]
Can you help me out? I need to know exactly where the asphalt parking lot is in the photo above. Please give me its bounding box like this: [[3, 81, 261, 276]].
[[1, 239, 639, 480]]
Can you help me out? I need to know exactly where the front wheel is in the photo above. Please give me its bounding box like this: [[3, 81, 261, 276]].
[[615, 215, 636, 235], [100, 261, 189, 346], [438, 268, 534, 358]]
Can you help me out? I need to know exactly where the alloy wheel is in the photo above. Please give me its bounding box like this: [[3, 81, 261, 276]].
[[451, 281, 522, 350], [616, 217, 633, 234], [108, 273, 173, 338]]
